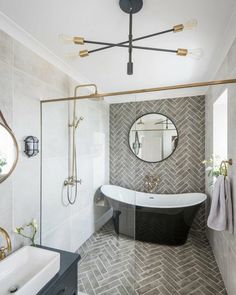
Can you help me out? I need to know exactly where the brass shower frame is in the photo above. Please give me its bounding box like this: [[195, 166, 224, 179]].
[[41, 79, 236, 103], [39, 79, 236, 243]]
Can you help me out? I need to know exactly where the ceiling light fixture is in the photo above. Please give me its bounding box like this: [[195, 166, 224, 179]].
[[59, 0, 202, 75]]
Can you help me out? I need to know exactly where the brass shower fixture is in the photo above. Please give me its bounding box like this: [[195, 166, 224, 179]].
[[69, 116, 84, 129], [59, 0, 202, 75]]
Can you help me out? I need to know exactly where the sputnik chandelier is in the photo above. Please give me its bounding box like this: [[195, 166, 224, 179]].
[[60, 0, 203, 75]]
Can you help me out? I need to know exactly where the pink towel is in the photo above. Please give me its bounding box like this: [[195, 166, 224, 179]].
[[207, 175, 233, 233]]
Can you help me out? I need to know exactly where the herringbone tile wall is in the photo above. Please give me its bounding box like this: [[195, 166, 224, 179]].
[[110, 96, 205, 231]]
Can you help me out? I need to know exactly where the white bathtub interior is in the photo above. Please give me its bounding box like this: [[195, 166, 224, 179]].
[[101, 184, 207, 208]]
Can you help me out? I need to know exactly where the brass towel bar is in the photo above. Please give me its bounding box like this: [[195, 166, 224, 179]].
[[220, 159, 233, 177]]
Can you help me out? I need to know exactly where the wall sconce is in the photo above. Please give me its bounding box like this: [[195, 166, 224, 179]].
[[24, 136, 39, 157]]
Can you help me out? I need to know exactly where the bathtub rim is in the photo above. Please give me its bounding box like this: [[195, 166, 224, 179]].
[[101, 184, 207, 209]]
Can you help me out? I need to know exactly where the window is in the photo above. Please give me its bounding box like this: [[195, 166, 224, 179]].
[[213, 89, 228, 166]]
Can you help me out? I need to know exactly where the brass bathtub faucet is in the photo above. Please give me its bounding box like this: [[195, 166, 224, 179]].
[[0, 227, 12, 260], [144, 175, 160, 193]]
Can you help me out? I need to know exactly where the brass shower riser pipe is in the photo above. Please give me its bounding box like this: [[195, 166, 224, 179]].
[[41, 79, 236, 103]]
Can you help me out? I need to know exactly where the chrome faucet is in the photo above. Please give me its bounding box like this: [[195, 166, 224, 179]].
[[0, 227, 12, 261], [144, 175, 160, 193]]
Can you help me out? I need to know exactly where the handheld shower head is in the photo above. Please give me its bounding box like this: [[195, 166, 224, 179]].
[[69, 116, 84, 129], [75, 116, 84, 129]]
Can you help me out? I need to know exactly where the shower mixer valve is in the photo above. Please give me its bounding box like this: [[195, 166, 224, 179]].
[[64, 177, 82, 186]]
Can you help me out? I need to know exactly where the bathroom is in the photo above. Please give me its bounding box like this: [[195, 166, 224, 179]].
[[0, 0, 236, 294]]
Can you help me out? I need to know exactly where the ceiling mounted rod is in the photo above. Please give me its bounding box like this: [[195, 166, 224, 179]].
[[128, 10, 133, 75], [41, 79, 236, 103]]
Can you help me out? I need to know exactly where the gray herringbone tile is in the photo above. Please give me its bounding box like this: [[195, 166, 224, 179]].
[[109, 96, 206, 232], [78, 221, 226, 295]]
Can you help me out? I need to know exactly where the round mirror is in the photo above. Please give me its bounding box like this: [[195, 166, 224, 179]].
[[129, 113, 178, 163], [0, 123, 19, 183]]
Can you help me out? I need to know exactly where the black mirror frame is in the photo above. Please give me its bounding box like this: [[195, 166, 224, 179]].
[[128, 112, 179, 163]]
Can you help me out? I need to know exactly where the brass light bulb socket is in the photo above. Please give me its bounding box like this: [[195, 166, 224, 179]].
[[73, 37, 84, 45], [177, 48, 188, 56], [79, 50, 89, 57], [173, 24, 184, 33]]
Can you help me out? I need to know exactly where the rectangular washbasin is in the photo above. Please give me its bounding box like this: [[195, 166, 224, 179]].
[[0, 246, 60, 295]]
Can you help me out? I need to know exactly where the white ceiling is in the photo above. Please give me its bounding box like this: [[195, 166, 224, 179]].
[[0, 0, 236, 103]]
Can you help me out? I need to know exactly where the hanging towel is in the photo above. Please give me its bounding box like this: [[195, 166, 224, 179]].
[[207, 175, 233, 233], [225, 177, 233, 233]]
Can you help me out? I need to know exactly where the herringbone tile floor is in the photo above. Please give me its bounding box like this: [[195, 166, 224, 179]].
[[78, 221, 227, 295]]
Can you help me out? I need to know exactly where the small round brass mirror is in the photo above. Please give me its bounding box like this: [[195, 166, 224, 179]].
[[0, 121, 19, 183]]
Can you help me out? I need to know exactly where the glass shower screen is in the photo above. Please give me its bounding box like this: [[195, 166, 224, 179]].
[[41, 95, 137, 294]]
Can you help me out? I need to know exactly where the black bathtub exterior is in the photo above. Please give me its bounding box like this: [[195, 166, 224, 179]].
[[110, 200, 201, 246], [135, 205, 200, 245]]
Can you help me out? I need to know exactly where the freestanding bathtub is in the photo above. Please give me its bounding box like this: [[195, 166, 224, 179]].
[[101, 185, 207, 246]]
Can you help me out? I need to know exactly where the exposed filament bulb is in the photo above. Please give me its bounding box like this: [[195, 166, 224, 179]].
[[184, 19, 198, 30], [58, 34, 84, 45], [188, 48, 204, 60], [65, 51, 80, 59], [58, 34, 74, 44]]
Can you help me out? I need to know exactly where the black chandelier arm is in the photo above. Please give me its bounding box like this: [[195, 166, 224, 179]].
[[83, 28, 174, 54], [132, 28, 174, 42], [84, 40, 177, 54]]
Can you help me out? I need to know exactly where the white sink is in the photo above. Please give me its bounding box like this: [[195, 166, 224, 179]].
[[0, 246, 60, 295]]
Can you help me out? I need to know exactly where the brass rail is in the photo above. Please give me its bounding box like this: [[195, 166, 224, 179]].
[[41, 79, 236, 103], [220, 159, 233, 177]]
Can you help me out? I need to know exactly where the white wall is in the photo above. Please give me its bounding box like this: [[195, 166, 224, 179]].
[[0, 28, 70, 249], [213, 89, 228, 163], [0, 28, 110, 252], [205, 38, 236, 295]]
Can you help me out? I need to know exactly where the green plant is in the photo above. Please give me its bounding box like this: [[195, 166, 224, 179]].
[[15, 219, 38, 246], [203, 155, 225, 186]]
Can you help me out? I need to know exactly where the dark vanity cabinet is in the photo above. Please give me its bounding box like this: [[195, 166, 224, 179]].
[[37, 246, 81, 295]]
